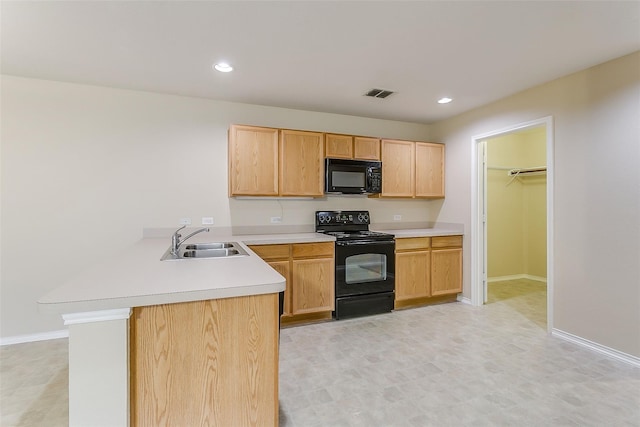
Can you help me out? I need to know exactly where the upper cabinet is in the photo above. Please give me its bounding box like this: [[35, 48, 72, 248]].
[[280, 130, 324, 197], [325, 134, 380, 161], [415, 142, 445, 198], [325, 134, 353, 159], [228, 125, 324, 197], [228, 124, 279, 196], [380, 139, 445, 199], [229, 124, 444, 199], [381, 139, 415, 197]]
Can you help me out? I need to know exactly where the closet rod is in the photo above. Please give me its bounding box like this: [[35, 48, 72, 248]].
[[507, 166, 546, 177]]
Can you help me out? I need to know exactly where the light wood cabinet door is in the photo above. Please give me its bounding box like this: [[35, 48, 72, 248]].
[[228, 125, 279, 196], [354, 137, 381, 160], [130, 295, 279, 427], [291, 257, 334, 315], [280, 130, 324, 197], [431, 248, 462, 296], [268, 260, 292, 317], [415, 142, 445, 198], [395, 250, 430, 301], [381, 139, 415, 197], [325, 134, 353, 159]]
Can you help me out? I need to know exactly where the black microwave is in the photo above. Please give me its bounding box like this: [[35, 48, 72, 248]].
[[325, 158, 382, 194]]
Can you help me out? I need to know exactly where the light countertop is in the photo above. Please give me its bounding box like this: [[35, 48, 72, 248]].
[[374, 228, 464, 238], [38, 227, 461, 315], [38, 233, 333, 315]]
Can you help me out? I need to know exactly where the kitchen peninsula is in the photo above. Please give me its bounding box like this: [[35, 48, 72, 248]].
[[38, 233, 332, 427]]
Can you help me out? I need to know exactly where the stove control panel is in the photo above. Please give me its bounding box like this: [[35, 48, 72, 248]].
[[316, 211, 371, 226]]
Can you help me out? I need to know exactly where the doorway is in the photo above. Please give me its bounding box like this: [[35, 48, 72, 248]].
[[485, 128, 547, 328], [470, 117, 554, 332]]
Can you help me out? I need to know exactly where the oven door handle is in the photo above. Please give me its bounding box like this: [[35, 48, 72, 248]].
[[336, 240, 395, 246]]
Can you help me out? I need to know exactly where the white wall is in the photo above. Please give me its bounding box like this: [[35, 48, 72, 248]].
[[3, 51, 639, 359], [0, 75, 436, 339], [431, 52, 640, 357]]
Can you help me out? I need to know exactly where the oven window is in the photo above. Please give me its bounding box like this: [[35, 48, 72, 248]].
[[332, 170, 365, 188], [345, 253, 387, 284]]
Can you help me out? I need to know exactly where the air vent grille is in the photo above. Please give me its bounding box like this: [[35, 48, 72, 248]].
[[364, 88, 394, 99]]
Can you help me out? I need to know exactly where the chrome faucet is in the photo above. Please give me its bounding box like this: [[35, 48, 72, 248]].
[[170, 225, 210, 255]]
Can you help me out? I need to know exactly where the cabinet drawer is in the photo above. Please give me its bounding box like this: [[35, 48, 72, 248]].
[[292, 242, 334, 259], [249, 244, 290, 261], [395, 237, 430, 251], [432, 235, 462, 249]]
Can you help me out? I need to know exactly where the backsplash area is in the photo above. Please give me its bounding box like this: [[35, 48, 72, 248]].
[[228, 196, 444, 227]]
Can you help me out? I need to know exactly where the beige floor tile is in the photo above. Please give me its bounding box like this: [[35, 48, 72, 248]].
[[1, 279, 639, 426]]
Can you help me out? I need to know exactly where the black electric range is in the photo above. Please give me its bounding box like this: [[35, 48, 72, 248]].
[[316, 211, 395, 319]]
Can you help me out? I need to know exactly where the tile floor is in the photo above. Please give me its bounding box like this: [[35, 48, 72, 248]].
[[2, 279, 639, 426]]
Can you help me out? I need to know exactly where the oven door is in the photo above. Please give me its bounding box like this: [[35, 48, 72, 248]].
[[335, 240, 395, 297]]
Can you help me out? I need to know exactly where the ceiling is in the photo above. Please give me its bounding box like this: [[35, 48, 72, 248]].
[[2, 1, 639, 124]]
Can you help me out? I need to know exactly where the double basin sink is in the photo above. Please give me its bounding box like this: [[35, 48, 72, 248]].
[[161, 242, 249, 261]]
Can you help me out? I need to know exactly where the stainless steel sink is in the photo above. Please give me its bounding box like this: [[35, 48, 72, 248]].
[[182, 248, 241, 258], [184, 243, 234, 250], [161, 242, 249, 261]]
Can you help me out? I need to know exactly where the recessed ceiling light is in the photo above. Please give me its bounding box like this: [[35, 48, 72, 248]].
[[437, 97, 453, 104], [213, 62, 233, 73]]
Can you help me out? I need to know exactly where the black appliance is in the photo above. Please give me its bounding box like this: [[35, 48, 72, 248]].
[[325, 158, 382, 195], [316, 210, 395, 319]]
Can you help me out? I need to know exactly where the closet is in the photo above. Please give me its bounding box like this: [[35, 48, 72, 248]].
[[486, 128, 547, 284]]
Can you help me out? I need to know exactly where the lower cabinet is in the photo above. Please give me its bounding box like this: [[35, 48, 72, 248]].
[[249, 242, 334, 324], [395, 238, 431, 302], [431, 236, 463, 296], [395, 235, 462, 309], [266, 260, 291, 316], [292, 257, 334, 315]]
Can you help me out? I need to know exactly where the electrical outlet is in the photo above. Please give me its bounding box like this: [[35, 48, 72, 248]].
[[393, 214, 402, 221], [179, 217, 192, 225], [270, 216, 282, 224], [202, 217, 214, 225]]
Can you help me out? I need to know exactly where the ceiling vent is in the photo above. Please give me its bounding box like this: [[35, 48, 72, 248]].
[[364, 88, 394, 99]]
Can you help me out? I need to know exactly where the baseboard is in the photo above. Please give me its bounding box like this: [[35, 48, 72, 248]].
[[488, 274, 547, 283], [457, 295, 472, 305], [524, 275, 547, 283], [0, 329, 69, 346], [552, 328, 640, 368]]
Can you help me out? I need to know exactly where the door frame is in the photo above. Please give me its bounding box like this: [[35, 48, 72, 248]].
[[470, 116, 554, 333]]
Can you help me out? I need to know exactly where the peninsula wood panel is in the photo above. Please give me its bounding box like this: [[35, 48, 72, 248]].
[[130, 294, 279, 427], [279, 129, 324, 196], [291, 257, 334, 314], [228, 125, 279, 196], [415, 142, 445, 198], [381, 139, 415, 197]]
